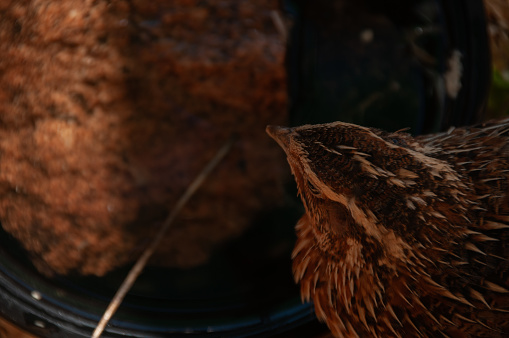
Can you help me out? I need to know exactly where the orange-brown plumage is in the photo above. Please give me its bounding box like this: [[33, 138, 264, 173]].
[[266, 119, 509, 337]]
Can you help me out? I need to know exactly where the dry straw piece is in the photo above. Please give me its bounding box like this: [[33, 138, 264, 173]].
[[92, 140, 233, 338]]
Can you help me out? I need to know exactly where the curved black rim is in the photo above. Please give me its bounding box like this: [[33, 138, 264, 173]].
[[0, 204, 315, 338]]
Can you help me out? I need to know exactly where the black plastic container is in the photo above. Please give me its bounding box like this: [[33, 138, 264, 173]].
[[0, 0, 491, 336]]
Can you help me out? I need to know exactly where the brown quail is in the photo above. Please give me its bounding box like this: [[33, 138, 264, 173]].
[[267, 119, 509, 337]]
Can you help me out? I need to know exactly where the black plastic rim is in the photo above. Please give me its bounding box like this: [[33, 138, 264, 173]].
[[0, 204, 315, 337]]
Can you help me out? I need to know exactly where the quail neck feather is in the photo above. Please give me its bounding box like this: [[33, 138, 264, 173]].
[[266, 119, 509, 337]]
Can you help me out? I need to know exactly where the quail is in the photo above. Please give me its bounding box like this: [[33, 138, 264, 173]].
[[267, 119, 509, 337]]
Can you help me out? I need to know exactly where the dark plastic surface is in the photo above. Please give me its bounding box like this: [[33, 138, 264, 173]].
[[285, 0, 490, 134]]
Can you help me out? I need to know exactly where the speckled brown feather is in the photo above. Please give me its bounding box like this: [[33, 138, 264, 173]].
[[267, 118, 509, 337]]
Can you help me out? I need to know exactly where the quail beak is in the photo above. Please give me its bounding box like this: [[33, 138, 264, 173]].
[[266, 125, 292, 153]]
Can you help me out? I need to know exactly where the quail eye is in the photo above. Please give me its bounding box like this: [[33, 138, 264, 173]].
[[306, 179, 321, 196], [390, 138, 408, 147]]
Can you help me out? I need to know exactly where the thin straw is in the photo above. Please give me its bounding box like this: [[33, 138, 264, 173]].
[[92, 140, 233, 338]]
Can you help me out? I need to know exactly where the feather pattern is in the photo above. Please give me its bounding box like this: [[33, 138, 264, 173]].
[[267, 118, 509, 337]]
